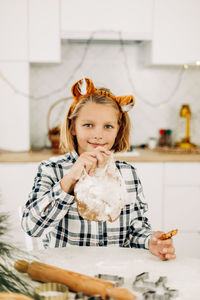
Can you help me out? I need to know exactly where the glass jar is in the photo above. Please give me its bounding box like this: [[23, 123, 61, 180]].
[[165, 129, 172, 147], [158, 129, 166, 146]]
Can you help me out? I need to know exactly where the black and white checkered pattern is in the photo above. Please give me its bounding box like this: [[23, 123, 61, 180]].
[[21, 152, 152, 249]]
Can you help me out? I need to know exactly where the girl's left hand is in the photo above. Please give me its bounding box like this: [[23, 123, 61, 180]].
[[148, 231, 176, 261]]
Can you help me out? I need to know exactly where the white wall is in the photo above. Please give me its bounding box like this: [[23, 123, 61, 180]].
[[30, 40, 200, 148]]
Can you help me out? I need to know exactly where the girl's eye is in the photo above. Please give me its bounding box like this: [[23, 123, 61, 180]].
[[83, 124, 93, 128], [105, 125, 113, 129]]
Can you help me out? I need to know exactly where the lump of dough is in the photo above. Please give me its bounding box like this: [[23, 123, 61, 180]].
[[74, 156, 127, 222]]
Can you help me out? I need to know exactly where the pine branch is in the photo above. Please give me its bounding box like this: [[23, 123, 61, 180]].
[[0, 211, 40, 299]]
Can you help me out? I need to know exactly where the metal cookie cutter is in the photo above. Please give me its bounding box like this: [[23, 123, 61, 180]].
[[133, 272, 178, 299], [75, 293, 102, 299], [75, 292, 87, 299], [94, 274, 124, 287]]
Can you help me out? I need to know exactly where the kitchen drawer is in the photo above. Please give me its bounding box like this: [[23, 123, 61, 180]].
[[164, 162, 200, 185], [164, 186, 200, 231]]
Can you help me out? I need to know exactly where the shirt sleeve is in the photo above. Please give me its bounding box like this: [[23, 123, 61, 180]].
[[21, 160, 75, 237], [123, 165, 153, 249]]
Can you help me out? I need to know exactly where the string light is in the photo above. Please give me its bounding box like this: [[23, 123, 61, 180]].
[[0, 30, 194, 108], [0, 31, 95, 101]]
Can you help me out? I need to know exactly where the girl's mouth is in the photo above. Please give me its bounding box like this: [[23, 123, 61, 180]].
[[88, 142, 106, 148]]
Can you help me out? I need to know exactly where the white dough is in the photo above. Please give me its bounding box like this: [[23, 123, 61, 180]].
[[74, 155, 127, 222]]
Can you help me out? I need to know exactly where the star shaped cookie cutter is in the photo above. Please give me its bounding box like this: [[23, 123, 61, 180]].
[[133, 272, 179, 299], [75, 292, 102, 299], [94, 274, 124, 287]]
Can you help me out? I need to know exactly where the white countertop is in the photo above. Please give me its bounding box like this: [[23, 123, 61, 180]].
[[33, 247, 200, 300]]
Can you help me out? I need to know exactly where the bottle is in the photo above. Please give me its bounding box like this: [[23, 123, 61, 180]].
[[165, 129, 172, 147], [158, 129, 166, 146]]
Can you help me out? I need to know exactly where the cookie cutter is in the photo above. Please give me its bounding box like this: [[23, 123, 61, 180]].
[[133, 272, 178, 299], [75, 292, 86, 299], [75, 293, 102, 299], [94, 274, 124, 287]]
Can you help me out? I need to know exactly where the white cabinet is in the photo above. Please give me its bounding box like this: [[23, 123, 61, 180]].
[[164, 186, 200, 231], [0, 62, 30, 151], [61, 0, 153, 40], [132, 161, 200, 258], [0, 163, 38, 249], [150, 0, 200, 65], [173, 232, 200, 259], [163, 162, 200, 258], [164, 162, 200, 185], [131, 162, 163, 231], [0, 0, 60, 62], [29, 0, 60, 62], [0, 0, 28, 61]]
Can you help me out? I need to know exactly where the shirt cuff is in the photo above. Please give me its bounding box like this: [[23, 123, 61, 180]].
[[144, 233, 152, 250], [52, 181, 74, 205]]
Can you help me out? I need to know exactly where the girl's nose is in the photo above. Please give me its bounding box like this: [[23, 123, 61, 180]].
[[93, 127, 103, 140]]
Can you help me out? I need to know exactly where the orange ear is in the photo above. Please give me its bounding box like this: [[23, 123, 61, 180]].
[[116, 95, 135, 112], [71, 78, 96, 100]]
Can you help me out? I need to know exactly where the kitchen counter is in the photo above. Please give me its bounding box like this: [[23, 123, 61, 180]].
[[1, 148, 200, 162], [32, 246, 200, 300]]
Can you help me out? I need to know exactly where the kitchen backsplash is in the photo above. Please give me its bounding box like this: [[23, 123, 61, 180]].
[[30, 40, 200, 148]]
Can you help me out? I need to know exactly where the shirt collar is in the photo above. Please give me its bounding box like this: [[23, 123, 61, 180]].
[[69, 151, 79, 161]]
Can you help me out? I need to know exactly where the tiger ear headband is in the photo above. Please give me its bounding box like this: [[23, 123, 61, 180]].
[[70, 77, 135, 116]]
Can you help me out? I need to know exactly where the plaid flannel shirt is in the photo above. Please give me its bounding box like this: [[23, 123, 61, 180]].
[[21, 151, 152, 249]]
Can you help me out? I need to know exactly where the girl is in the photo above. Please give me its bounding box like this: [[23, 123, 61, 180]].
[[22, 78, 176, 260]]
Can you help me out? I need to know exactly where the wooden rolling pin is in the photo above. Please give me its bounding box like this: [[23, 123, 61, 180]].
[[0, 293, 33, 300], [14, 260, 136, 300]]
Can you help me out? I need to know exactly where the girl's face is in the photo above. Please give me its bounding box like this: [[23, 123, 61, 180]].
[[72, 102, 120, 155]]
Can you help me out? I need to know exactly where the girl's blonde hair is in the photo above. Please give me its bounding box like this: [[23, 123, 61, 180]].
[[60, 89, 131, 153]]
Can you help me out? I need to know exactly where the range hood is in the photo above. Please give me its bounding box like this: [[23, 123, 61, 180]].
[[61, 30, 152, 41]]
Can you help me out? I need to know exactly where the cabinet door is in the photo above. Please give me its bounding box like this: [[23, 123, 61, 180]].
[[0, 62, 30, 151], [0, 163, 38, 248], [61, 0, 153, 40], [174, 232, 200, 259], [164, 162, 200, 258], [29, 0, 60, 62], [164, 186, 200, 231], [165, 162, 200, 185], [151, 0, 200, 65], [164, 162, 200, 231], [132, 162, 163, 231], [0, 0, 28, 60]]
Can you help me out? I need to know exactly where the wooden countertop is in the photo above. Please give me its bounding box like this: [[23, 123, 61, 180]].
[[0, 148, 200, 162]]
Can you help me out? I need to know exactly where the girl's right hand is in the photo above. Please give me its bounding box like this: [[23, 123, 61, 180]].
[[60, 147, 111, 193], [71, 147, 111, 180]]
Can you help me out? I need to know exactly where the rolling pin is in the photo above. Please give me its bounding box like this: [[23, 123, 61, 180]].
[[14, 260, 136, 300], [0, 293, 34, 300]]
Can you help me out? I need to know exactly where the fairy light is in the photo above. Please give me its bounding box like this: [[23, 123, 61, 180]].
[[0, 30, 188, 108]]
